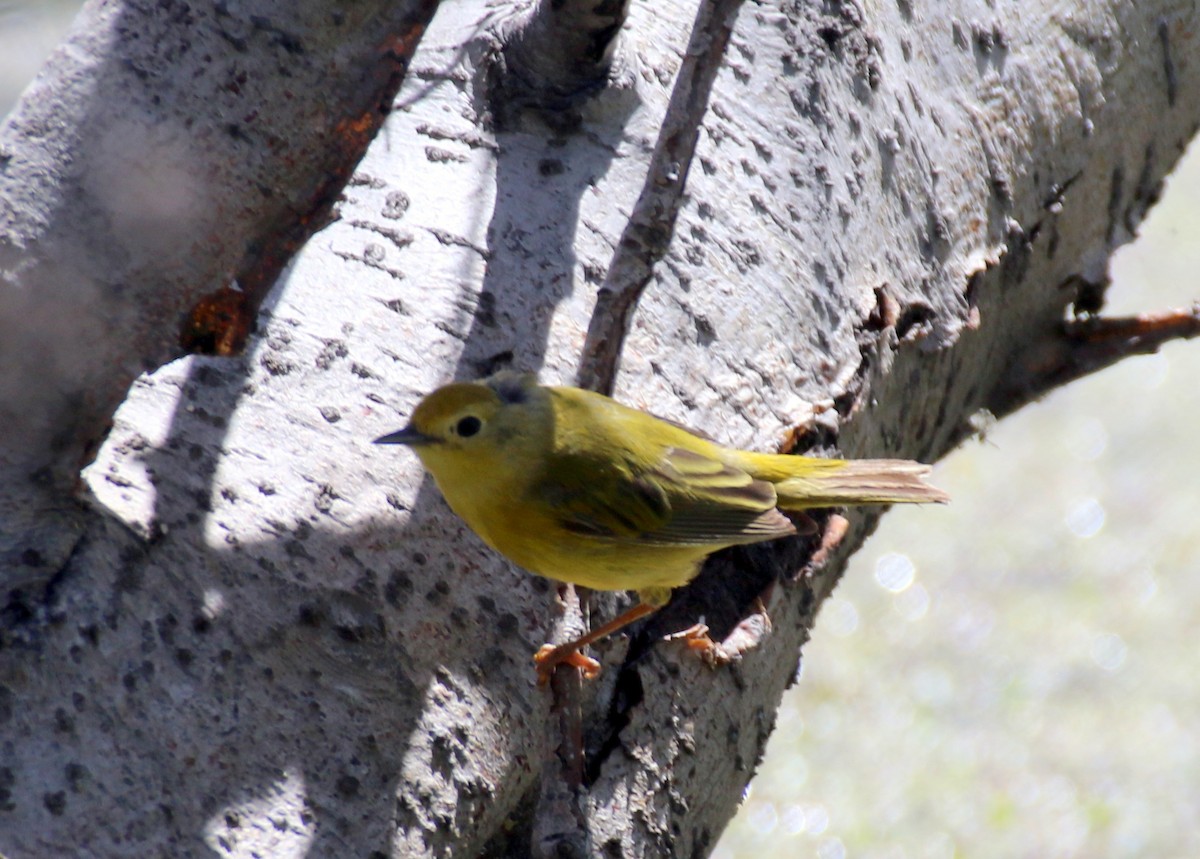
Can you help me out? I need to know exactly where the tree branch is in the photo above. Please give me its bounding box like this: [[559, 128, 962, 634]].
[[575, 0, 744, 395], [990, 303, 1200, 419]]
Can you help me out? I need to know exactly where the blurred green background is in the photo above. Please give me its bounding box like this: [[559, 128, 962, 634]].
[[5, 4, 1197, 857]]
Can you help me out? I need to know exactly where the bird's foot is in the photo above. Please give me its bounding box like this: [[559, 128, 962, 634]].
[[534, 643, 602, 685], [664, 622, 728, 667]]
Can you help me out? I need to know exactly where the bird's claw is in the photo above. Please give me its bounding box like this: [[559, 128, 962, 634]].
[[534, 643, 602, 685], [665, 622, 730, 666]]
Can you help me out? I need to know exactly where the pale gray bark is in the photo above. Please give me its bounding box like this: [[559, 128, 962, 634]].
[[1, 0, 1198, 857], [0, 0, 438, 576]]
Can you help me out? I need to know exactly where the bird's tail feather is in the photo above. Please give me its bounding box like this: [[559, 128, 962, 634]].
[[772, 458, 949, 509]]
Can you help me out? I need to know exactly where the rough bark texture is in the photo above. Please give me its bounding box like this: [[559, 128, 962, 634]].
[[1, 0, 1198, 857], [0, 0, 436, 576]]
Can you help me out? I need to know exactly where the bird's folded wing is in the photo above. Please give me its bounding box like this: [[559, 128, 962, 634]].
[[544, 446, 796, 547]]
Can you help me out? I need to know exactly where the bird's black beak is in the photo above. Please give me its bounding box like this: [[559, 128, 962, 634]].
[[374, 426, 435, 446]]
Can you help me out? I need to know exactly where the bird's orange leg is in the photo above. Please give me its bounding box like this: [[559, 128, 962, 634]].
[[534, 601, 659, 685]]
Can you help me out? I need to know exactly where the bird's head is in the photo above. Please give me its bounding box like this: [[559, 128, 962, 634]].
[[374, 372, 539, 468]]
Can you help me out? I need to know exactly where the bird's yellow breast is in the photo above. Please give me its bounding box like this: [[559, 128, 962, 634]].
[[426, 448, 708, 597]]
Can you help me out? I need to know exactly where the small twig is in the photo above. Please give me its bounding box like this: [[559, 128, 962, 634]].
[[531, 662, 589, 858], [576, 0, 745, 395], [531, 580, 594, 856], [991, 303, 1200, 419], [1065, 303, 1200, 355]]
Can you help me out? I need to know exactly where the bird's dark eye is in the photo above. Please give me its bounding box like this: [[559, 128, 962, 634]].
[[455, 416, 482, 437]]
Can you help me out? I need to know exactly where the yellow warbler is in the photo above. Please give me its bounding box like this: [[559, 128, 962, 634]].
[[376, 372, 946, 682]]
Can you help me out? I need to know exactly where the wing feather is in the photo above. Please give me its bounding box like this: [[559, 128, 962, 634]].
[[543, 446, 795, 548]]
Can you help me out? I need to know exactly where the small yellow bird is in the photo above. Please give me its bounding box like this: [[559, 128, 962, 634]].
[[376, 372, 946, 682]]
